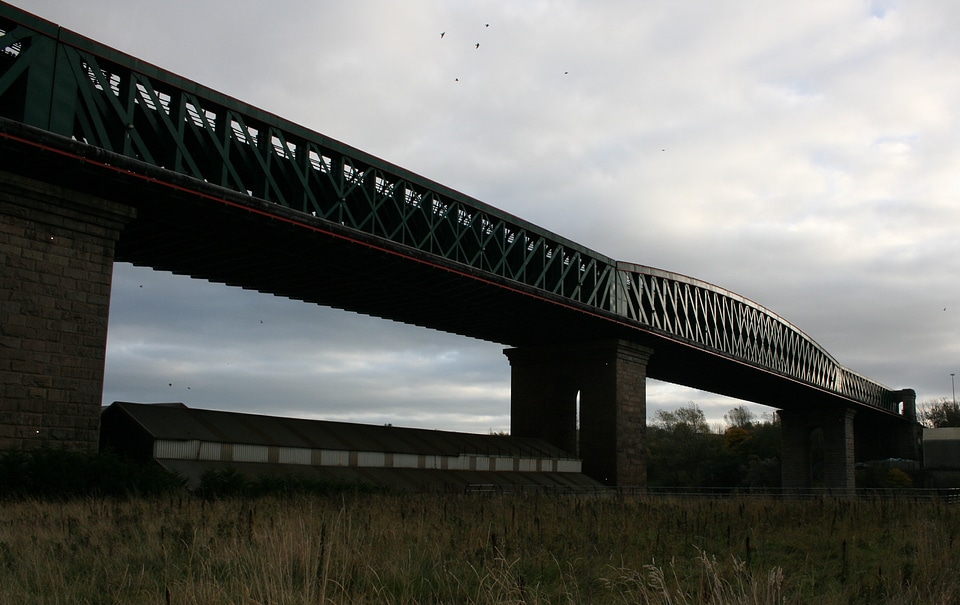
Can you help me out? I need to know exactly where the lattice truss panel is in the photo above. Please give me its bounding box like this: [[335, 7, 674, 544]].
[[0, 18, 621, 311], [0, 10, 897, 412], [614, 267, 896, 411], [618, 270, 837, 387]]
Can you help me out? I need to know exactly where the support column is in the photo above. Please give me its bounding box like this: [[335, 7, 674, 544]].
[[504, 347, 579, 456], [0, 171, 135, 451], [505, 340, 653, 486], [853, 389, 922, 474], [893, 389, 923, 463], [779, 407, 856, 494], [900, 389, 917, 423]]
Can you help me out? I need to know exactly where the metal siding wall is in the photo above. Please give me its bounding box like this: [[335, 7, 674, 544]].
[[518, 458, 537, 472], [277, 447, 311, 465], [321, 450, 349, 466], [153, 439, 582, 474], [356, 451, 385, 467], [154, 439, 201, 460], [198, 441, 224, 461], [233, 443, 269, 463], [393, 453, 420, 468]]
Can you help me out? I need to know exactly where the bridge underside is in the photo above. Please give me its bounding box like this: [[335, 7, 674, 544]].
[[0, 124, 915, 488], [0, 2, 918, 492], [0, 123, 891, 417]]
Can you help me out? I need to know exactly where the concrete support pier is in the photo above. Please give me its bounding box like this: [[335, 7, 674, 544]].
[[779, 407, 857, 494], [0, 171, 134, 451], [855, 389, 923, 464], [505, 340, 653, 486]]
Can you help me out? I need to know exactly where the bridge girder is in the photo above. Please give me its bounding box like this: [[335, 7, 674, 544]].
[[0, 2, 909, 419]]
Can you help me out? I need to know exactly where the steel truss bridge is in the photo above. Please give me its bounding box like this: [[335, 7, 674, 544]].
[[0, 4, 906, 416]]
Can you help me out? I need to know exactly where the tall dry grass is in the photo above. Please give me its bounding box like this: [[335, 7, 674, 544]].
[[1, 493, 958, 603]]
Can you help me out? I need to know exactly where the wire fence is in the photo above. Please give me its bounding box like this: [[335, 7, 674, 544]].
[[462, 483, 960, 503]]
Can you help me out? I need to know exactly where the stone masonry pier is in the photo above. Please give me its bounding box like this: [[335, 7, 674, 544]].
[[0, 171, 134, 451], [506, 340, 653, 486]]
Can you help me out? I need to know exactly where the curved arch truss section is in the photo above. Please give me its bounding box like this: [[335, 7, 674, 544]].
[[616, 264, 837, 386], [0, 7, 898, 413], [614, 264, 896, 412]]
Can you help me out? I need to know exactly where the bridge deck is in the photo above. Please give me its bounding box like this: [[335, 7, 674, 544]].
[[0, 120, 890, 415], [0, 3, 906, 416]]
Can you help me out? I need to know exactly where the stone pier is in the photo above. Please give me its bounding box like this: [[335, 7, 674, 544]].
[[778, 407, 857, 493], [0, 171, 134, 451], [505, 340, 653, 486]]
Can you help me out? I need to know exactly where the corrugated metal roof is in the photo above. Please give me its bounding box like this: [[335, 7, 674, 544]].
[[107, 401, 574, 459]]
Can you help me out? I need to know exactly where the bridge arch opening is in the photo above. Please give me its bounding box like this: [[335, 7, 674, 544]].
[[102, 263, 514, 435]]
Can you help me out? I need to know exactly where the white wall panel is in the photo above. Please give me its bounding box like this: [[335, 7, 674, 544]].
[[320, 450, 349, 466], [154, 439, 201, 460], [233, 443, 269, 463], [392, 453, 419, 468], [517, 458, 537, 472], [356, 451, 385, 467], [154, 439, 583, 475], [277, 447, 311, 465]]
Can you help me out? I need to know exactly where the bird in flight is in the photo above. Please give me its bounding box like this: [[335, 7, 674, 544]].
[[440, 32, 445, 38], [476, 42, 480, 49]]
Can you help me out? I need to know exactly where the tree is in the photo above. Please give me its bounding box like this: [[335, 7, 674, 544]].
[[723, 425, 751, 450], [647, 404, 734, 487], [723, 405, 755, 429], [653, 403, 710, 434], [646, 404, 782, 488], [919, 398, 960, 428], [722, 409, 781, 488]]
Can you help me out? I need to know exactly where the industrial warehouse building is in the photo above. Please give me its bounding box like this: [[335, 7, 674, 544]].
[[923, 427, 960, 488], [100, 402, 601, 492]]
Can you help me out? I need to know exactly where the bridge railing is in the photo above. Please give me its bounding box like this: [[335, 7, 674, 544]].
[[613, 263, 899, 412], [0, 4, 623, 314], [616, 263, 840, 391], [0, 4, 899, 412]]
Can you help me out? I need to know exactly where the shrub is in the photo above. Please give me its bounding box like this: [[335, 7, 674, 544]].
[[882, 468, 913, 489], [0, 447, 185, 499]]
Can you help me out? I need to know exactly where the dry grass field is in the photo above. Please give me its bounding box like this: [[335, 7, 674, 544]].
[[1, 492, 958, 604]]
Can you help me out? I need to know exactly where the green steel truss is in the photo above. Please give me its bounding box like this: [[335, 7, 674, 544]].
[[0, 4, 899, 412]]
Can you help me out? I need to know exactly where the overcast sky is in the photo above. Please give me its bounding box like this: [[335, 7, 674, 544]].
[[13, 1, 960, 433]]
